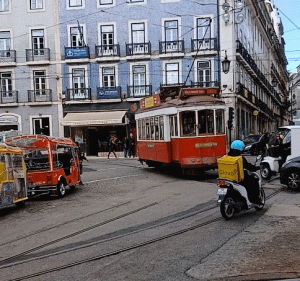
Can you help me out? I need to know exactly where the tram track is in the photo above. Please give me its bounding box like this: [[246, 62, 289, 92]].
[[0, 186, 284, 279]]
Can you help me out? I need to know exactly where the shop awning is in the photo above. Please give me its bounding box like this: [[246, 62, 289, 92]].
[[61, 111, 127, 126]]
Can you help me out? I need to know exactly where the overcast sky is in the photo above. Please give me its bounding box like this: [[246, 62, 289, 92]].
[[275, 0, 300, 73]]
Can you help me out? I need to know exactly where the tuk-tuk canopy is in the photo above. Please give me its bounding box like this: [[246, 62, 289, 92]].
[[6, 135, 76, 150]]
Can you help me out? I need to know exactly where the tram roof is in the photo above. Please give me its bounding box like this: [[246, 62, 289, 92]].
[[136, 94, 225, 114]]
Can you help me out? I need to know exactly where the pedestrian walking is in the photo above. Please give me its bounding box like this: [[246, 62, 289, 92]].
[[75, 142, 88, 185], [123, 136, 129, 158], [128, 133, 135, 158], [108, 135, 118, 159]]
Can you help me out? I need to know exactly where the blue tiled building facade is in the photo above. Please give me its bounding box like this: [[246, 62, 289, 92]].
[[59, 0, 220, 155]]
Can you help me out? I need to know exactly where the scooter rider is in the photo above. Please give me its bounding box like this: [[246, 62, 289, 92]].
[[228, 140, 261, 204]]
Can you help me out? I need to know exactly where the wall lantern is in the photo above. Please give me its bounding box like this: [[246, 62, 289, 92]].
[[222, 51, 231, 74], [222, 0, 231, 23]]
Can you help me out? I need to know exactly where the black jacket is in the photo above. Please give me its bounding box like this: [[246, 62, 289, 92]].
[[228, 149, 258, 172]]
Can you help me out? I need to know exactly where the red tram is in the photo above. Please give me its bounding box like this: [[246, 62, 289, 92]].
[[135, 87, 227, 174]]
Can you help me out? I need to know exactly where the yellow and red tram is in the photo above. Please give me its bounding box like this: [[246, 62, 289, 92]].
[[135, 87, 227, 174]]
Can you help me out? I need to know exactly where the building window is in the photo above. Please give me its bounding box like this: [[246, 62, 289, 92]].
[[100, 25, 114, 47], [70, 26, 84, 47], [166, 63, 179, 85], [0, 72, 12, 95], [69, 0, 82, 7], [102, 67, 115, 88], [164, 20, 178, 41], [0, 31, 10, 50], [99, 0, 113, 5], [197, 18, 211, 40], [128, 0, 145, 3], [0, 0, 9, 12], [32, 29, 44, 55], [131, 23, 145, 44], [33, 70, 46, 93], [133, 65, 146, 87], [32, 117, 50, 135], [30, 0, 43, 10], [197, 61, 211, 87], [72, 69, 85, 91]]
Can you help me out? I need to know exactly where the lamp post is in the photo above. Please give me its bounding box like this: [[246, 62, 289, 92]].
[[222, 51, 231, 74]]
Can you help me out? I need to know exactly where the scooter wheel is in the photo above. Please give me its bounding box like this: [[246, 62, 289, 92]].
[[220, 197, 235, 220], [260, 164, 272, 180], [255, 189, 265, 211]]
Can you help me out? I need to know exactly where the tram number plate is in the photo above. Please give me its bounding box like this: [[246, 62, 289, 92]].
[[217, 188, 227, 195]]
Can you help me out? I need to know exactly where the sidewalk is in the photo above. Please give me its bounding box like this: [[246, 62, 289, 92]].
[[186, 180, 300, 281]]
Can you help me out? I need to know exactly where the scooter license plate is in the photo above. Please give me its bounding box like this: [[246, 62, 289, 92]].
[[217, 188, 228, 195]]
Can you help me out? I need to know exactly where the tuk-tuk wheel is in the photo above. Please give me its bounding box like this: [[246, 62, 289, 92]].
[[57, 182, 66, 198]]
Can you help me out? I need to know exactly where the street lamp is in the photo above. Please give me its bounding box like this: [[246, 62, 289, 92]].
[[222, 51, 231, 74]]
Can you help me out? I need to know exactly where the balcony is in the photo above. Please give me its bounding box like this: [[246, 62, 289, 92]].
[[65, 46, 90, 60], [97, 86, 122, 99], [26, 48, 50, 62], [127, 85, 152, 98], [191, 38, 218, 52], [95, 44, 120, 58], [159, 40, 184, 54], [0, 50, 16, 64], [28, 89, 52, 102], [0, 91, 18, 104], [126, 42, 151, 56], [66, 88, 91, 101]]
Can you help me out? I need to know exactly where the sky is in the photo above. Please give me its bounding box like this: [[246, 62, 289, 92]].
[[275, 0, 300, 73]]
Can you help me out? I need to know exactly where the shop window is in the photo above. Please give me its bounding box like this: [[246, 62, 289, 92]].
[[32, 117, 50, 135]]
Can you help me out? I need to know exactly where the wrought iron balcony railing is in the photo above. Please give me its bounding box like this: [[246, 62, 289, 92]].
[[28, 89, 52, 102], [65, 46, 90, 59], [127, 85, 152, 98], [126, 42, 151, 56], [97, 86, 122, 99], [26, 48, 50, 62], [0, 91, 18, 103], [0, 50, 16, 63], [95, 44, 120, 57], [191, 38, 218, 52], [66, 88, 91, 101], [191, 81, 220, 88], [159, 40, 184, 54]]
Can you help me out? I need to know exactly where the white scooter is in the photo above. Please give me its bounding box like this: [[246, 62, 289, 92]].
[[217, 171, 265, 220], [259, 154, 282, 180]]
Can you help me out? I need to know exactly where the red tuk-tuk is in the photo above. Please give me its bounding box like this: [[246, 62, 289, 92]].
[[7, 135, 80, 197]]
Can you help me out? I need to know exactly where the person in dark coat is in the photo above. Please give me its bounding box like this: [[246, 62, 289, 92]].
[[127, 133, 135, 158], [108, 135, 118, 159], [75, 142, 88, 185], [123, 136, 129, 158]]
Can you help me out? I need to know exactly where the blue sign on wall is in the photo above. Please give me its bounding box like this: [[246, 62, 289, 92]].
[[65, 47, 89, 59], [97, 87, 121, 99]]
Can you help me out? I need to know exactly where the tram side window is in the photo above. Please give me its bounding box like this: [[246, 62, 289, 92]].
[[170, 115, 178, 137], [181, 111, 196, 136], [146, 118, 151, 140], [216, 110, 225, 134], [139, 117, 164, 140], [159, 116, 164, 140], [138, 120, 142, 140], [198, 110, 214, 134]]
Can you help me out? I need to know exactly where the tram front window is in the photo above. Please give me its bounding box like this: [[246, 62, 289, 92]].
[[216, 109, 225, 134], [198, 110, 214, 134], [181, 111, 196, 136]]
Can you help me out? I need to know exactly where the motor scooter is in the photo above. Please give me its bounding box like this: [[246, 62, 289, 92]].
[[217, 171, 265, 220], [260, 154, 282, 180]]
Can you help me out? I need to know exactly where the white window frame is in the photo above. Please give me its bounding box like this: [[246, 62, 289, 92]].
[[0, 29, 12, 50], [99, 64, 119, 88], [68, 65, 89, 90], [30, 115, 53, 136], [128, 20, 148, 43], [194, 59, 215, 85], [161, 0, 180, 3], [0, 0, 10, 13], [28, 0, 45, 12], [30, 68, 49, 91], [98, 22, 117, 46], [97, 0, 115, 8], [161, 17, 181, 42], [193, 15, 214, 39], [127, 0, 147, 6], [162, 60, 182, 85], [66, 0, 85, 10], [129, 62, 149, 99], [28, 27, 47, 49], [67, 24, 87, 47]]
